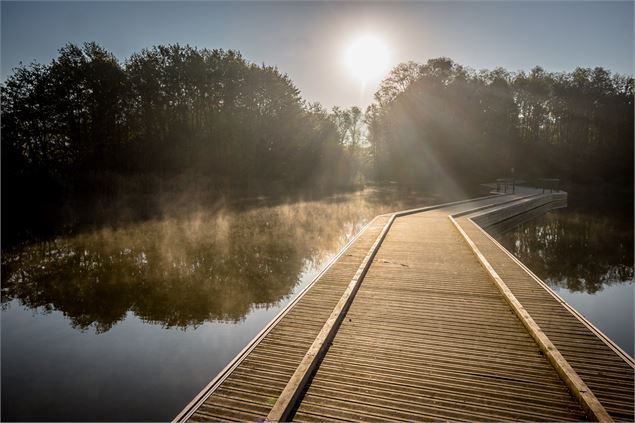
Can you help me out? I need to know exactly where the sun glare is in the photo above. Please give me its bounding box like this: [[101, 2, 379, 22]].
[[345, 34, 390, 84]]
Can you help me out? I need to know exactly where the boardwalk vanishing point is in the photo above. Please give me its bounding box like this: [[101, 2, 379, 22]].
[[175, 189, 634, 422]]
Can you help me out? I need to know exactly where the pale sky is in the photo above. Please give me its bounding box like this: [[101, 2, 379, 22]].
[[2, 1, 633, 109]]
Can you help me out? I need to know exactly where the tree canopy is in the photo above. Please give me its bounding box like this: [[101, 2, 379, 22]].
[[367, 58, 633, 186], [2, 46, 633, 245], [2, 43, 360, 244]]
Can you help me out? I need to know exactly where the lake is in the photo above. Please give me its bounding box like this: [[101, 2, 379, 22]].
[[1, 186, 633, 421], [1, 187, 462, 421]]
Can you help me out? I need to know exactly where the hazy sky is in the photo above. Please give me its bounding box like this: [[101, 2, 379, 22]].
[[2, 1, 633, 108]]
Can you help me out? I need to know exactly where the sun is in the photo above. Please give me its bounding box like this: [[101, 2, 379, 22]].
[[345, 34, 390, 84]]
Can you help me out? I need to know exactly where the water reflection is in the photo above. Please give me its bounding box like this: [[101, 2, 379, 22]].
[[493, 202, 634, 357], [1, 188, 440, 333], [493, 209, 634, 294]]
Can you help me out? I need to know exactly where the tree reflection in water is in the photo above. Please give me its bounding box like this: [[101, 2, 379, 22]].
[[494, 209, 634, 294], [1, 188, 440, 332]]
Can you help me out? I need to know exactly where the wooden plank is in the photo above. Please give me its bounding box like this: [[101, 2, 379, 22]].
[[449, 214, 613, 422], [265, 214, 396, 422]]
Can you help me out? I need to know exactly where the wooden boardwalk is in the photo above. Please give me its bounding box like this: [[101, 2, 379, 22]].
[[175, 192, 634, 422]]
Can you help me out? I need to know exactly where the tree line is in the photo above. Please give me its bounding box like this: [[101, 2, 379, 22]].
[[1, 43, 362, 244], [366, 58, 633, 186], [2, 45, 632, 245]]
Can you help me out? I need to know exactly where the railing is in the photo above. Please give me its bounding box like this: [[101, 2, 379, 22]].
[[495, 177, 561, 194], [538, 178, 560, 193], [495, 178, 515, 193]]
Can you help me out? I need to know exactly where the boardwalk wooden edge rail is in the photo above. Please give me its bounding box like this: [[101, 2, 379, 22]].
[[173, 194, 508, 423], [175, 191, 633, 422], [449, 214, 612, 422], [467, 212, 635, 369], [265, 212, 396, 422]]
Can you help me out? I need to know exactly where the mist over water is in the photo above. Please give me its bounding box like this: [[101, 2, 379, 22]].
[[1, 186, 462, 421], [1, 4, 632, 420], [2, 185, 632, 421], [1, 187, 453, 332]]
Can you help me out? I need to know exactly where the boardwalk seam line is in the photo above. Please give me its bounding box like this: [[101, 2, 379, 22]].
[[449, 214, 613, 423], [265, 214, 396, 422]]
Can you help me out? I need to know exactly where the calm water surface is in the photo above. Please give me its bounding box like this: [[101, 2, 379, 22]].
[[1, 187, 458, 421], [2, 187, 633, 421], [492, 193, 634, 357]]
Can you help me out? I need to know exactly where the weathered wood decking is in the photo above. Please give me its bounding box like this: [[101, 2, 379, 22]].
[[175, 192, 634, 422]]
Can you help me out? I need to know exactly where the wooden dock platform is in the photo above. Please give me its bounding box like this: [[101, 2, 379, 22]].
[[175, 191, 634, 422]]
